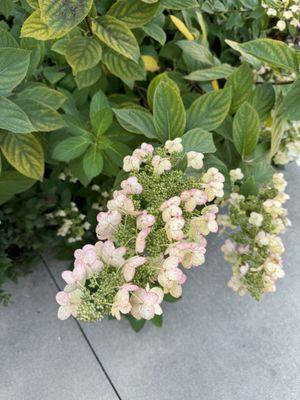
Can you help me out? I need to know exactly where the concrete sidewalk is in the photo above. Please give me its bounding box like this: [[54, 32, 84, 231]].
[[1, 164, 300, 400]]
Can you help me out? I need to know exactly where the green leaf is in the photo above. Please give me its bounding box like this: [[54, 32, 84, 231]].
[[0, 171, 36, 205], [17, 84, 66, 110], [102, 48, 146, 81], [92, 108, 114, 136], [187, 88, 231, 131], [142, 21, 166, 46], [74, 65, 102, 90], [281, 76, 300, 120], [249, 83, 275, 121], [0, 96, 33, 133], [127, 315, 145, 332], [164, 293, 181, 302], [105, 142, 131, 167], [239, 176, 258, 197], [161, 0, 198, 9], [233, 102, 260, 158], [14, 99, 65, 132], [0, 132, 44, 180], [108, 0, 159, 28], [151, 314, 163, 327], [147, 72, 179, 109], [92, 16, 140, 62], [270, 115, 286, 158], [176, 40, 215, 68], [39, 0, 93, 33], [113, 108, 157, 139], [21, 9, 66, 41], [225, 40, 262, 68], [174, 154, 187, 171], [153, 81, 186, 143], [0, 48, 30, 96], [65, 36, 102, 73], [225, 63, 253, 113], [242, 160, 274, 184], [90, 90, 110, 117], [52, 136, 92, 162], [82, 145, 103, 180], [184, 64, 235, 81], [230, 39, 298, 72], [0, 0, 14, 18], [89, 90, 113, 135], [182, 128, 216, 153], [0, 26, 19, 48], [69, 155, 90, 186]]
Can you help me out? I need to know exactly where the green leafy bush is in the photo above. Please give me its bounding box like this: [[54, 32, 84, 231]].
[[0, 0, 299, 310]]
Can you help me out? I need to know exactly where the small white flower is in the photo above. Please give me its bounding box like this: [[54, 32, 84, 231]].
[[165, 138, 183, 153], [123, 155, 141, 172], [187, 151, 204, 169], [272, 173, 287, 192], [229, 168, 244, 183], [83, 222, 91, 230], [59, 172, 66, 181], [152, 155, 172, 175], [290, 18, 299, 27], [266, 8, 277, 16], [240, 263, 250, 276], [276, 20, 286, 31], [91, 184, 100, 192], [249, 212, 263, 227], [283, 10, 293, 20]]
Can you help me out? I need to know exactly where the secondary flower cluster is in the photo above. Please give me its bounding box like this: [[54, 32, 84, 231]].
[[46, 202, 91, 243], [56, 140, 225, 322], [218, 170, 290, 300], [273, 121, 300, 166], [262, 0, 300, 31]]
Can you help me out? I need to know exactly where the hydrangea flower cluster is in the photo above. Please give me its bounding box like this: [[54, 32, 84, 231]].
[[56, 140, 225, 322], [273, 121, 300, 166], [218, 170, 290, 300], [262, 0, 300, 31], [46, 202, 91, 243]]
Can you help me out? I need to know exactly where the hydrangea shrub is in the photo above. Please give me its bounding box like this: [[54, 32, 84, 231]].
[[219, 170, 290, 300], [56, 140, 225, 322]]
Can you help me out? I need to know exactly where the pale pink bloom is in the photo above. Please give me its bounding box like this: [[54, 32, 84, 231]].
[[123, 155, 141, 172], [123, 256, 147, 281], [136, 211, 156, 230], [165, 138, 183, 153], [95, 240, 126, 267], [202, 168, 225, 200], [152, 155, 172, 175], [158, 256, 186, 298], [168, 241, 206, 269], [221, 239, 238, 263], [130, 284, 164, 320], [111, 284, 139, 320], [61, 263, 86, 291], [120, 177, 143, 195], [56, 288, 82, 320], [133, 143, 154, 160], [74, 244, 103, 278], [180, 189, 208, 212], [107, 192, 136, 215], [135, 227, 151, 253], [237, 245, 250, 254], [187, 151, 204, 169], [165, 216, 185, 241], [96, 210, 122, 240], [160, 196, 182, 222], [189, 209, 218, 237]]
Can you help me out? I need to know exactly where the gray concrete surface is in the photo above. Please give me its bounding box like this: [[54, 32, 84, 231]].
[[1, 164, 300, 400]]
